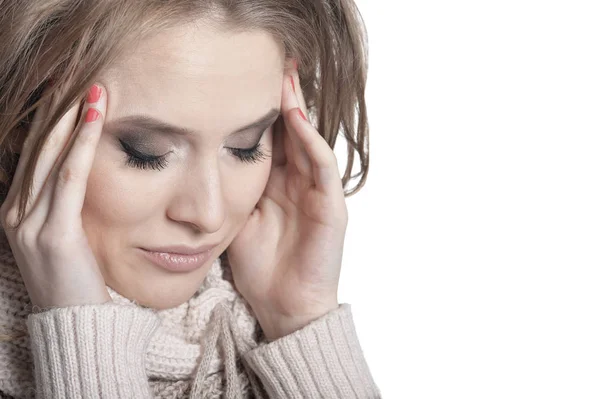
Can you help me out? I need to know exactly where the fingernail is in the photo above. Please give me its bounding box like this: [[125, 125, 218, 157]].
[[87, 84, 102, 103], [290, 76, 295, 93], [299, 109, 307, 121], [85, 108, 100, 123], [293, 59, 298, 70]]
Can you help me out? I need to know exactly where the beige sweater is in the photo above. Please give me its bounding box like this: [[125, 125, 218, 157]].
[[0, 230, 381, 398]]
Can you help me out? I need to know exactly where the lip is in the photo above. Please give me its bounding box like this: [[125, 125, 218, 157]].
[[142, 244, 218, 255], [138, 247, 214, 273]]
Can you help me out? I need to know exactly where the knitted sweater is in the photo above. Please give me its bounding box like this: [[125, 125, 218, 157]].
[[0, 229, 381, 398]]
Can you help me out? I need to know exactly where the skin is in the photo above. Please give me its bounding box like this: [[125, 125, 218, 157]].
[[85, 22, 286, 310], [4, 19, 344, 339]]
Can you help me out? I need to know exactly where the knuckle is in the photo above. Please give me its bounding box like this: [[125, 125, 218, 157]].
[[329, 151, 339, 166], [56, 166, 78, 186], [284, 108, 298, 120], [37, 227, 63, 253], [1, 205, 20, 231], [15, 222, 37, 248], [327, 145, 338, 162], [75, 128, 94, 145]]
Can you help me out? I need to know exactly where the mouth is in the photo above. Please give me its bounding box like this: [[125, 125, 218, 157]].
[[138, 247, 214, 273]]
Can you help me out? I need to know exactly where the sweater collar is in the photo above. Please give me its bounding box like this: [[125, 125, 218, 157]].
[[106, 255, 266, 397]]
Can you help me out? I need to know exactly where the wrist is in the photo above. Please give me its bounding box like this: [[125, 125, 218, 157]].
[[255, 302, 339, 342]]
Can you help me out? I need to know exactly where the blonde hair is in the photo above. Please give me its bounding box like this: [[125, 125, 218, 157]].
[[0, 0, 369, 228], [0, 0, 369, 344]]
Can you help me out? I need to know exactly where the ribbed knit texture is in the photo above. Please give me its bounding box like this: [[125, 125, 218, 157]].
[[0, 227, 381, 398], [243, 304, 381, 398], [27, 305, 160, 398]]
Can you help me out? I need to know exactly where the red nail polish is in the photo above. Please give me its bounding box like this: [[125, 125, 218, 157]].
[[87, 84, 102, 103], [85, 108, 100, 123], [299, 109, 307, 121]]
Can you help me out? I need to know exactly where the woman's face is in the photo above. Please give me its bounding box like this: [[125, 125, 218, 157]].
[[85, 23, 285, 309]]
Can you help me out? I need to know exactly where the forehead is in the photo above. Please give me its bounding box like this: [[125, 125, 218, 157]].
[[98, 22, 285, 138]]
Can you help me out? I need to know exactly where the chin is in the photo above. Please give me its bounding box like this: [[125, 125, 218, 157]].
[[104, 259, 215, 310]]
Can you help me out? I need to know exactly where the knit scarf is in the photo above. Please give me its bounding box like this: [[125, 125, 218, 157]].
[[0, 229, 269, 398]]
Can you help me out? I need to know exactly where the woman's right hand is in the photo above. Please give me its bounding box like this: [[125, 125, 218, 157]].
[[0, 83, 112, 310]]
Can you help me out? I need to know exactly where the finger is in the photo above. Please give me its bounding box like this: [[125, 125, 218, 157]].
[[25, 92, 82, 217], [287, 107, 343, 196], [2, 88, 53, 211], [286, 59, 309, 118], [270, 57, 304, 170], [46, 83, 106, 228], [281, 71, 313, 178], [1, 86, 77, 229], [284, 60, 343, 194], [283, 78, 343, 198]]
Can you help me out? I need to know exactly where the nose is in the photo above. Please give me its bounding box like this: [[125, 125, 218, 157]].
[[166, 158, 225, 234]]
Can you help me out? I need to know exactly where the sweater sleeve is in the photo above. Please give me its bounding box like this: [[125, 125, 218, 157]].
[[25, 303, 160, 398], [242, 303, 382, 399]]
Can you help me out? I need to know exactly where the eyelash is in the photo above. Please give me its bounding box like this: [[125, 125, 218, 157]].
[[119, 137, 270, 171]]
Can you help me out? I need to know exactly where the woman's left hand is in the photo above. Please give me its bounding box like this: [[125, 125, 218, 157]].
[[226, 61, 348, 341]]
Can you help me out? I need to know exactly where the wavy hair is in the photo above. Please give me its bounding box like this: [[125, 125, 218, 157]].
[[0, 0, 369, 229]]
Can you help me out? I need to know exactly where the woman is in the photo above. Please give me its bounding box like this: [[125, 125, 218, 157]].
[[0, 0, 378, 398]]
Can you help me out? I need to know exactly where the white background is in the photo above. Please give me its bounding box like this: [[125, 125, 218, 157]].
[[336, 1, 600, 398]]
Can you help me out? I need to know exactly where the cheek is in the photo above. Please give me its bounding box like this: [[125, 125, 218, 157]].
[[225, 132, 274, 219], [225, 160, 272, 221], [81, 148, 158, 229]]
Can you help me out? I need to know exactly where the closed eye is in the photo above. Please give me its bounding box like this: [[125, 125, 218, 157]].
[[119, 139, 170, 171], [118, 125, 272, 171]]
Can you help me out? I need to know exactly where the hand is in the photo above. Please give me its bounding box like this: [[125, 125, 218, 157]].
[[0, 83, 112, 309], [226, 61, 348, 341]]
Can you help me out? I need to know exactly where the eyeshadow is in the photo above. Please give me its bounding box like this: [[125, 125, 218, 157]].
[[115, 131, 169, 154]]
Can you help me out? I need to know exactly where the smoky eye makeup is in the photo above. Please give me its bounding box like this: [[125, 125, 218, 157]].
[[116, 130, 167, 151], [117, 137, 172, 171], [117, 137, 167, 158], [113, 118, 277, 172]]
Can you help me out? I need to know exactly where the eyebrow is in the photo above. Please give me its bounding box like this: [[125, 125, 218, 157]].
[[104, 108, 281, 137]]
